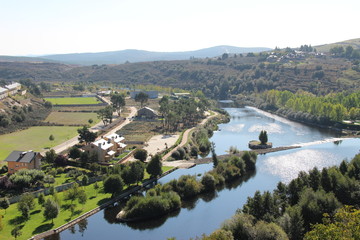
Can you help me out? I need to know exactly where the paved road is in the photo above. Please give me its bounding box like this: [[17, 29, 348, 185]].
[[45, 107, 137, 155]]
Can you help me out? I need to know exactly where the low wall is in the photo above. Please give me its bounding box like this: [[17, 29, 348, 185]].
[[29, 168, 178, 240], [8, 176, 103, 204]]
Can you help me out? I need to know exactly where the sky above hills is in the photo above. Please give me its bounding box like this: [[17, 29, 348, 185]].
[[1, 0, 359, 56]]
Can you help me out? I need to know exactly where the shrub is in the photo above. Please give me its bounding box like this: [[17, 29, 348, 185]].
[[201, 174, 216, 192], [133, 149, 148, 162]]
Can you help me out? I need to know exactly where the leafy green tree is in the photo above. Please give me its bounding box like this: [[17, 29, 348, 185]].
[[146, 154, 163, 178], [44, 149, 57, 164], [38, 193, 45, 206], [43, 199, 59, 223], [211, 142, 218, 167], [77, 126, 97, 144], [133, 149, 148, 162], [0, 197, 10, 214], [200, 229, 234, 240], [81, 175, 89, 186], [259, 130, 268, 145], [69, 146, 81, 159], [17, 193, 34, 219], [93, 182, 99, 197], [49, 134, 55, 141], [221, 213, 256, 240], [78, 190, 87, 208], [135, 92, 149, 108], [304, 206, 360, 240], [11, 226, 22, 240], [97, 106, 114, 125], [103, 175, 124, 197], [110, 93, 126, 116]]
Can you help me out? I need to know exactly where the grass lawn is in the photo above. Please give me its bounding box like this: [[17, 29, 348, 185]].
[[0, 165, 175, 240], [44, 97, 101, 105], [0, 182, 112, 240], [44, 112, 99, 126], [144, 166, 174, 179], [0, 126, 79, 161]]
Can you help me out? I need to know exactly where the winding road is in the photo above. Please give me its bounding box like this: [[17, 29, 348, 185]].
[[45, 107, 137, 155]]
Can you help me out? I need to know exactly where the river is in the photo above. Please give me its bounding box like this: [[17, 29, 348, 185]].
[[56, 107, 359, 240]]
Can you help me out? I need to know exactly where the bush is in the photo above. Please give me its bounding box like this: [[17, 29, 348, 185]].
[[201, 174, 216, 192], [133, 149, 148, 162]]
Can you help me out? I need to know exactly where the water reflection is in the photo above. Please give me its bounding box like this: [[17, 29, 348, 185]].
[[57, 107, 359, 240]]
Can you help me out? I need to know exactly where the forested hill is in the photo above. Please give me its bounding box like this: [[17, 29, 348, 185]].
[[0, 49, 359, 98]]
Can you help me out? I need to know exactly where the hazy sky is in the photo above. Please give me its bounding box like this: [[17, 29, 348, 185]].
[[1, 0, 359, 56]]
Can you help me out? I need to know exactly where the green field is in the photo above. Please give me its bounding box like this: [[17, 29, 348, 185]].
[[44, 112, 99, 126], [44, 97, 101, 105], [0, 165, 175, 240], [0, 126, 79, 161], [0, 182, 111, 240]]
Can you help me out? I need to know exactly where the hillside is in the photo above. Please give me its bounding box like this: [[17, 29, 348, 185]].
[[315, 38, 360, 53], [40, 46, 271, 65], [0, 51, 359, 99], [0, 55, 57, 63]]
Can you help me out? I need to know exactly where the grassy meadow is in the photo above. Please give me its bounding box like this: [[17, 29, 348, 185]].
[[0, 165, 174, 240], [44, 112, 99, 126], [44, 97, 101, 105], [0, 126, 79, 161]]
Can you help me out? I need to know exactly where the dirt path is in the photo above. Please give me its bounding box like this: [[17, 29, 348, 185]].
[[46, 107, 137, 154], [162, 111, 218, 167]]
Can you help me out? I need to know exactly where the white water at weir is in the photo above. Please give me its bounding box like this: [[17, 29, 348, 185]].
[[290, 137, 353, 147]]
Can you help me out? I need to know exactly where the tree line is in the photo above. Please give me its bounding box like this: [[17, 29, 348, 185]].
[[261, 90, 360, 123], [199, 153, 360, 240]]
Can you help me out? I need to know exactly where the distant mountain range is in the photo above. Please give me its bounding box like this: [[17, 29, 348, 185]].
[[0, 46, 271, 66]]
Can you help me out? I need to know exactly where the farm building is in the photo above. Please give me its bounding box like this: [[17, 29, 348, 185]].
[[137, 107, 158, 119], [130, 90, 158, 99], [83, 133, 126, 162], [5, 150, 42, 174], [5, 82, 21, 95]]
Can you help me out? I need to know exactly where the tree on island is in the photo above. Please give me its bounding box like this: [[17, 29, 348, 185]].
[[259, 130, 268, 145], [135, 92, 149, 108]]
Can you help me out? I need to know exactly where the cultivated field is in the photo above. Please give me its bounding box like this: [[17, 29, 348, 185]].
[[117, 120, 163, 142], [44, 97, 101, 105], [0, 126, 79, 161], [44, 112, 99, 126]]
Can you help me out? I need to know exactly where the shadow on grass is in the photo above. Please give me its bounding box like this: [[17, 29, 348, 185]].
[[31, 210, 41, 215], [32, 222, 54, 234], [9, 215, 26, 225], [61, 203, 71, 210]]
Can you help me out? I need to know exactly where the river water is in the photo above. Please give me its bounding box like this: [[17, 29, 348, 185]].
[[57, 107, 359, 240]]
